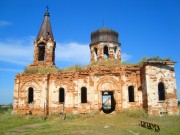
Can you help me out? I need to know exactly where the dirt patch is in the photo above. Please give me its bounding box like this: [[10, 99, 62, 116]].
[[64, 130, 102, 135], [5, 124, 43, 135]]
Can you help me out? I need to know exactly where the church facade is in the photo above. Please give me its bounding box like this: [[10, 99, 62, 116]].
[[13, 10, 179, 116]]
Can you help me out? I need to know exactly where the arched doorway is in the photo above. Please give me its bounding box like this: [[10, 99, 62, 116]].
[[102, 91, 115, 113], [97, 76, 120, 114]]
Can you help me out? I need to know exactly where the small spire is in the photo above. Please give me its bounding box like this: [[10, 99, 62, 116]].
[[37, 6, 54, 41], [102, 19, 105, 28], [44, 6, 50, 16]]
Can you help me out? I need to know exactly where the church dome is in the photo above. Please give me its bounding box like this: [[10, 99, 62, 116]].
[[90, 27, 119, 45]]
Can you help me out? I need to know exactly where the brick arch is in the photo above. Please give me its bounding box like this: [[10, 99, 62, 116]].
[[20, 80, 41, 91], [96, 76, 121, 111], [97, 76, 120, 91], [157, 71, 165, 83], [20, 80, 41, 104], [36, 39, 47, 45]]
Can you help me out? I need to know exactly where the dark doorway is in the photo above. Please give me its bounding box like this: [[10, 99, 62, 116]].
[[102, 91, 115, 113]]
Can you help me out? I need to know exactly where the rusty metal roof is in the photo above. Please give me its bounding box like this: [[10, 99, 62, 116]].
[[91, 27, 119, 35], [36, 9, 54, 41], [90, 27, 119, 45]]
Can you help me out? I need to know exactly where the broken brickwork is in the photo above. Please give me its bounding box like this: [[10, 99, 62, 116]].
[[13, 10, 179, 116], [13, 65, 143, 115], [142, 61, 179, 116]]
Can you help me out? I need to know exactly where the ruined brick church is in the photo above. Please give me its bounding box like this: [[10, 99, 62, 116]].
[[13, 9, 179, 116]]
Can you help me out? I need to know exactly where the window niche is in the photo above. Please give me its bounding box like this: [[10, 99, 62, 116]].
[[103, 46, 109, 58], [38, 43, 46, 61], [81, 87, 87, 103], [114, 46, 118, 59], [28, 87, 34, 104], [94, 47, 98, 61], [158, 82, 165, 100], [128, 86, 135, 102], [59, 88, 65, 103]]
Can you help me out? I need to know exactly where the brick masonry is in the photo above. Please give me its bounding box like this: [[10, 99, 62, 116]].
[[13, 10, 179, 116]]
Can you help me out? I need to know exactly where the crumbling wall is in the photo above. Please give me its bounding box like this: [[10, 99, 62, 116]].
[[13, 74, 49, 115], [13, 64, 144, 115], [141, 66, 148, 110], [144, 62, 179, 116], [121, 66, 142, 109], [29, 40, 56, 68], [47, 65, 142, 114], [90, 42, 121, 62]]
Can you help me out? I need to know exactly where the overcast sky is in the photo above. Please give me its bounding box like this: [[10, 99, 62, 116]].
[[0, 0, 180, 104]]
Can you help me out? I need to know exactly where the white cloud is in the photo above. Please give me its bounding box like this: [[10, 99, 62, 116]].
[[55, 43, 132, 66], [0, 20, 12, 27], [0, 37, 131, 68], [0, 38, 34, 66], [121, 52, 132, 62], [56, 42, 90, 66], [0, 68, 22, 72]]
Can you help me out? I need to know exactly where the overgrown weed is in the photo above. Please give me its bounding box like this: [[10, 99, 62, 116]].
[[24, 67, 59, 74], [121, 108, 148, 118]]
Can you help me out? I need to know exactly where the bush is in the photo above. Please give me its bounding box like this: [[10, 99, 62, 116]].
[[62, 64, 82, 72], [88, 59, 136, 67], [24, 67, 59, 74]]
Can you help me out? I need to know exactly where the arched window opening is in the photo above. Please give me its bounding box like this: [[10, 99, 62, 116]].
[[38, 43, 46, 61], [158, 82, 165, 100], [81, 87, 87, 103], [59, 88, 65, 103], [28, 87, 34, 104], [94, 48, 98, 61], [103, 46, 109, 58], [53, 47, 55, 62], [114, 46, 118, 59], [128, 86, 134, 102]]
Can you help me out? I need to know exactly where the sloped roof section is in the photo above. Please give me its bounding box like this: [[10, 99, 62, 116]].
[[37, 9, 54, 41]]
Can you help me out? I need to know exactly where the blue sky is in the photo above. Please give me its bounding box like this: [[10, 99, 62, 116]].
[[0, 0, 180, 104]]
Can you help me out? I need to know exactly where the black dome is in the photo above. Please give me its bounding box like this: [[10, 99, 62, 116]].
[[90, 27, 119, 45]]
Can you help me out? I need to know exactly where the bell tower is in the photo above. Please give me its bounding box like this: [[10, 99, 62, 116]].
[[29, 8, 56, 68], [89, 27, 121, 62]]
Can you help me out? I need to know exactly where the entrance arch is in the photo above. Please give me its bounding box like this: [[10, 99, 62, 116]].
[[97, 76, 120, 113], [102, 91, 115, 113]]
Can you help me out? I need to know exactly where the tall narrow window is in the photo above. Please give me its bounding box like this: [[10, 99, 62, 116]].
[[28, 87, 34, 104], [158, 82, 165, 100], [38, 43, 45, 61], [128, 86, 134, 102], [114, 46, 118, 59], [81, 87, 87, 103], [59, 88, 65, 103], [103, 46, 109, 58], [94, 47, 98, 61]]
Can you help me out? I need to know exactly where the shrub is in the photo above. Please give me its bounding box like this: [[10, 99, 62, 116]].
[[62, 64, 82, 72], [24, 67, 59, 74], [88, 59, 136, 67]]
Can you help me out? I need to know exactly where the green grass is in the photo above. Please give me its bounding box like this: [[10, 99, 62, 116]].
[[62, 64, 82, 72], [0, 109, 179, 135], [88, 59, 138, 67], [24, 67, 59, 74]]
